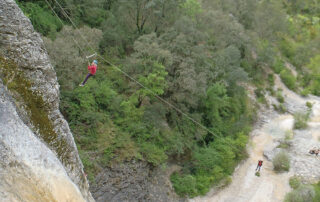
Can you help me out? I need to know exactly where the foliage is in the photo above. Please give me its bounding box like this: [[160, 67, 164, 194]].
[[171, 133, 248, 197], [306, 55, 320, 96], [181, 0, 202, 19], [272, 58, 286, 74], [272, 151, 290, 172], [171, 173, 197, 197], [17, 0, 320, 197], [253, 0, 288, 41], [306, 102, 313, 109], [294, 112, 310, 129], [284, 185, 315, 202], [280, 69, 296, 91], [285, 130, 293, 141], [277, 142, 290, 149], [17, 1, 62, 38], [313, 182, 320, 202], [43, 26, 103, 90], [268, 74, 275, 86], [289, 176, 301, 190], [276, 90, 285, 103]]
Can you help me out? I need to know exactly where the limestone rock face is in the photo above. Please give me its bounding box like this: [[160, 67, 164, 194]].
[[91, 160, 184, 202], [0, 0, 93, 201]]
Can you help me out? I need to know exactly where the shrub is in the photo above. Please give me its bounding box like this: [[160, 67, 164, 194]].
[[306, 102, 313, 109], [255, 87, 264, 98], [279, 37, 296, 60], [285, 130, 293, 140], [272, 151, 290, 172], [280, 69, 297, 90], [171, 173, 197, 197], [266, 87, 275, 96], [284, 185, 315, 202], [268, 74, 275, 85], [273, 103, 287, 113], [139, 142, 167, 166], [278, 142, 290, 149], [313, 182, 320, 202], [18, 2, 62, 38], [301, 88, 310, 97], [255, 87, 266, 103], [294, 112, 310, 129], [272, 58, 285, 74], [276, 91, 285, 103], [289, 176, 301, 189]]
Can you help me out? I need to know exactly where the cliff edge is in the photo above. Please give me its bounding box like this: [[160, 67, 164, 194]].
[[0, 0, 94, 201]]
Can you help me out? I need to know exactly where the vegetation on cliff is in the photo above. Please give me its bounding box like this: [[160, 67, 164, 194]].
[[17, 0, 320, 197]]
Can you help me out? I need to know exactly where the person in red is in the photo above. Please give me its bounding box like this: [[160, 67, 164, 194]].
[[80, 60, 98, 86], [256, 160, 263, 172]]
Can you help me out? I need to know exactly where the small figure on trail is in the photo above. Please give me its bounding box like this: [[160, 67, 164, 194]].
[[255, 160, 263, 172], [309, 147, 319, 156], [79, 60, 98, 87]]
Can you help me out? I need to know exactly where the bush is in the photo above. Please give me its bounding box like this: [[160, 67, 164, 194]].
[[284, 185, 315, 202], [272, 58, 285, 74], [289, 176, 301, 189], [273, 151, 290, 172], [139, 142, 167, 166], [276, 91, 285, 103], [280, 69, 297, 90], [273, 103, 287, 113], [306, 102, 313, 109], [294, 112, 310, 129], [313, 182, 320, 202], [279, 37, 296, 60], [268, 74, 275, 85], [171, 173, 197, 197], [255, 87, 266, 103], [18, 2, 62, 38], [266, 87, 275, 96], [301, 88, 311, 97], [277, 142, 290, 149], [285, 130, 293, 140]]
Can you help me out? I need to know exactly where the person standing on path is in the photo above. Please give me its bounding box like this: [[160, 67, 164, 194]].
[[256, 160, 263, 172], [80, 60, 98, 86]]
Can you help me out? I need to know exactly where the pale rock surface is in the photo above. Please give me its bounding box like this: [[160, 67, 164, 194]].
[[0, 0, 93, 200]]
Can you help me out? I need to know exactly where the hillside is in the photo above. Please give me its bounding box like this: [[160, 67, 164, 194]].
[[10, 0, 320, 201]]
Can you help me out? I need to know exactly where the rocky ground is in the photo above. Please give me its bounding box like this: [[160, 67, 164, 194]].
[[190, 74, 320, 202], [91, 160, 184, 202]]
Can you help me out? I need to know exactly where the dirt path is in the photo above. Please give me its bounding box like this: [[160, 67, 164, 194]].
[[191, 74, 320, 202], [191, 115, 293, 202]]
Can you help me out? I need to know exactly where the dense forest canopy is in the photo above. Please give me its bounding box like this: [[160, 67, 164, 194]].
[[17, 0, 320, 197]]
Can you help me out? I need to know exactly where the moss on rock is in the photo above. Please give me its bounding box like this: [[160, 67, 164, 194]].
[[0, 56, 72, 165]]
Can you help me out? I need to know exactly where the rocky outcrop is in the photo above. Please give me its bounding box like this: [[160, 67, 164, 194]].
[[91, 160, 184, 202], [262, 91, 320, 184], [0, 0, 93, 201]]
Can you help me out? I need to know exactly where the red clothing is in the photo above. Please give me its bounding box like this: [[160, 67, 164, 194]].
[[258, 160, 263, 166], [88, 64, 97, 75]]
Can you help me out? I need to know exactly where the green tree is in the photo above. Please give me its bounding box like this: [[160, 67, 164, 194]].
[[254, 0, 288, 41], [43, 26, 102, 90], [181, 0, 202, 19]]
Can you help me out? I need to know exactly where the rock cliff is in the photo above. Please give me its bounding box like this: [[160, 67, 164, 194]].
[[0, 0, 93, 201]]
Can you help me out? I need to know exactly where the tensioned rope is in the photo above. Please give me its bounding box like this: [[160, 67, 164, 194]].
[[44, 0, 244, 152], [44, 0, 89, 62]]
